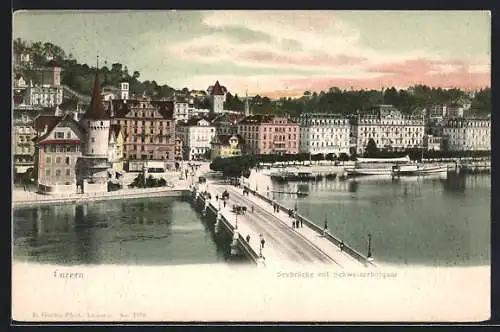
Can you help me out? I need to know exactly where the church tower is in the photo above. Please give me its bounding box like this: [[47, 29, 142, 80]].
[[76, 62, 111, 194], [211, 80, 225, 113]]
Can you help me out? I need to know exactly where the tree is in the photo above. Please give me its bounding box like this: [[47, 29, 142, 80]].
[[365, 138, 378, 157], [339, 153, 350, 162]]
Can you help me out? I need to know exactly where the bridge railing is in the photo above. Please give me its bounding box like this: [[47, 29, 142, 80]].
[[196, 192, 259, 264], [243, 185, 375, 267]]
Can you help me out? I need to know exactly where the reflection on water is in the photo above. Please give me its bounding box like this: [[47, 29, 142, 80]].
[[13, 197, 232, 266], [272, 173, 490, 267]]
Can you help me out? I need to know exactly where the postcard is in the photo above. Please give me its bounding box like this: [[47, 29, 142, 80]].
[[12, 10, 491, 322]]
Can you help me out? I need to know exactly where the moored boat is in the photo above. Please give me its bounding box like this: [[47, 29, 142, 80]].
[[345, 155, 448, 177], [270, 171, 320, 182]]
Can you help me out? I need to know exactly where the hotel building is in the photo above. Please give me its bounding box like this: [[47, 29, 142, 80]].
[[299, 113, 350, 156], [237, 115, 299, 155]]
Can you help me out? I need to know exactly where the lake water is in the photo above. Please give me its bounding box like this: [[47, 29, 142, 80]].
[[13, 173, 490, 267], [270, 173, 490, 266], [13, 197, 235, 266]]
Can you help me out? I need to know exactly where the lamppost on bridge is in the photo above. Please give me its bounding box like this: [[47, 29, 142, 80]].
[[235, 212, 238, 230], [323, 214, 328, 236], [367, 233, 373, 261]]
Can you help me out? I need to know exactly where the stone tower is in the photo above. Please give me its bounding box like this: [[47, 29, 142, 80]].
[[211, 80, 225, 113], [76, 68, 111, 194]]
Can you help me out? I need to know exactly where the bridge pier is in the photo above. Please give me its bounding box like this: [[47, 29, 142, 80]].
[[230, 230, 240, 255], [214, 211, 222, 233], [202, 200, 208, 216]]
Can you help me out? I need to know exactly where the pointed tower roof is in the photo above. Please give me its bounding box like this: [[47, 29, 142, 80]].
[[82, 70, 109, 120], [211, 80, 225, 96]]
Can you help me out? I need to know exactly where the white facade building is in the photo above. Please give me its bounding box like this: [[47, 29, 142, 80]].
[[442, 117, 490, 151], [350, 105, 425, 154], [299, 113, 350, 155], [25, 84, 64, 107], [120, 82, 129, 100], [176, 118, 216, 160], [173, 97, 190, 122]]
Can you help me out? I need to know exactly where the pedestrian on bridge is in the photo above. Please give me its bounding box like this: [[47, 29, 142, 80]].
[[292, 220, 296, 228], [216, 194, 219, 202], [300, 219, 303, 228], [340, 241, 345, 252], [251, 205, 254, 213], [223, 200, 227, 208], [246, 234, 250, 242]]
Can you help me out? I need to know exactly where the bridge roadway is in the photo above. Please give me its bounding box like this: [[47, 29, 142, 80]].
[[205, 182, 367, 268]]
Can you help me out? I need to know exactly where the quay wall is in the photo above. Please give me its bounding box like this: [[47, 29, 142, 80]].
[[243, 185, 375, 267], [13, 188, 190, 208]]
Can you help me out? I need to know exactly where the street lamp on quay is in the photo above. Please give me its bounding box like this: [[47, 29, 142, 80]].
[[367, 233, 373, 261]]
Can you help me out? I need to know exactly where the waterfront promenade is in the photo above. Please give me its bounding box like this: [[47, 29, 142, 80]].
[[199, 178, 373, 268], [12, 185, 190, 208]]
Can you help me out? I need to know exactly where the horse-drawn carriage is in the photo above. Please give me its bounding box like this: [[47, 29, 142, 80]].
[[221, 190, 230, 200], [232, 205, 247, 215]]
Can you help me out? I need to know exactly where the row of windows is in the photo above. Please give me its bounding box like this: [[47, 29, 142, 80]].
[[16, 146, 33, 153], [118, 120, 171, 127], [446, 122, 490, 127], [358, 139, 423, 145], [55, 131, 72, 139], [308, 142, 348, 147], [443, 128, 490, 133], [304, 128, 348, 132], [126, 137, 171, 143], [239, 126, 298, 133], [357, 120, 424, 125], [44, 168, 71, 177], [17, 135, 34, 143], [308, 135, 345, 140], [260, 134, 297, 140], [45, 156, 71, 165], [304, 120, 349, 126], [358, 133, 421, 138], [42, 145, 80, 153], [261, 141, 297, 148]]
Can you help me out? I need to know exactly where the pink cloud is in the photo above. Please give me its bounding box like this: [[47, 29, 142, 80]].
[[261, 71, 490, 98], [237, 50, 367, 68]]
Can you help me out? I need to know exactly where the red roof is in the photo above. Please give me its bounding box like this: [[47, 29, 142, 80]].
[[33, 115, 63, 133], [211, 80, 225, 96], [38, 139, 81, 145], [82, 71, 109, 120]]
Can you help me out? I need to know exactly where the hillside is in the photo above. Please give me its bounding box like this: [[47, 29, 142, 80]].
[[13, 38, 490, 116], [13, 38, 178, 99]]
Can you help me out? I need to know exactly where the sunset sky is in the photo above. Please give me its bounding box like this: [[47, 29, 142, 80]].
[[13, 10, 490, 98]]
